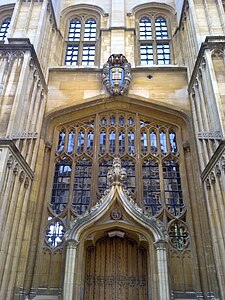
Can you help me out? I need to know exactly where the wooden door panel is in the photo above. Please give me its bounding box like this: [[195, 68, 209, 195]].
[[84, 236, 148, 300]]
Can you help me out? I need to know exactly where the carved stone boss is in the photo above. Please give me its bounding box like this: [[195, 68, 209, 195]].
[[102, 54, 132, 96]]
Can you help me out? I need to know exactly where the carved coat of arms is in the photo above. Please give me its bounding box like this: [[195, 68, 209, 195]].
[[102, 54, 132, 96]]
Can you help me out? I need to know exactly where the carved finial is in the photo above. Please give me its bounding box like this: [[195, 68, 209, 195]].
[[107, 158, 127, 186]]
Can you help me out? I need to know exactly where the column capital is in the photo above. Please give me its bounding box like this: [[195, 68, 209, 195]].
[[154, 240, 168, 251], [67, 239, 79, 250]]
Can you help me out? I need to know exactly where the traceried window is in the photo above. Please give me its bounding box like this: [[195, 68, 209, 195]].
[[0, 18, 11, 41], [139, 15, 170, 65], [64, 16, 98, 66], [45, 112, 188, 251]]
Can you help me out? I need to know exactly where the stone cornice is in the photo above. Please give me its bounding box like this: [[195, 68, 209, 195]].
[[0, 38, 48, 93], [49, 65, 187, 73], [201, 140, 225, 181], [0, 139, 34, 180], [188, 36, 225, 92]]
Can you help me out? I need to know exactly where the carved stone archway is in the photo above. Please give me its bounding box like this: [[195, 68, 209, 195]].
[[63, 158, 170, 300]]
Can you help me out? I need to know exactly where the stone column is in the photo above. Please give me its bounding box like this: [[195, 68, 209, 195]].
[[154, 241, 170, 300], [63, 240, 79, 300]]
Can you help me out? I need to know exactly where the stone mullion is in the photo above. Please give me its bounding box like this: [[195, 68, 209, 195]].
[[44, 21, 55, 75], [7, 0, 21, 38], [19, 67, 36, 134], [205, 181, 225, 300], [21, 141, 47, 294], [202, 0, 213, 35], [23, 0, 34, 37], [182, 146, 207, 293], [216, 0, 225, 34], [34, 0, 48, 56], [0, 53, 12, 98], [135, 114, 142, 206], [185, 11, 196, 73], [0, 167, 20, 291], [30, 82, 42, 133], [91, 114, 99, 205], [188, 0, 202, 50], [0, 152, 11, 199], [195, 79, 209, 165], [29, 92, 46, 169], [1, 176, 26, 299], [204, 50, 225, 135], [198, 67, 217, 155], [211, 174, 225, 242], [8, 181, 31, 294], [189, 91, 205, 171], [6, 51, 30, 136], [24, 69, 39, 133], [0, 164, 15, 247]]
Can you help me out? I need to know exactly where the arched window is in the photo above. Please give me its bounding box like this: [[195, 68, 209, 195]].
[[0, 17, 11, 41], [64, 16, 98, 66], [139, 15, 170, 65], [46, 112, 187, 251]]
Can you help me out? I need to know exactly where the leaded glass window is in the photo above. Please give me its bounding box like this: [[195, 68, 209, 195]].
[[163, 160, 184, 216], [46, 112, 187, 250], [0, 18, 10, 41], [50, 159, 72, 215], [65, 16, 98, 66], [45, 219, 65, 248], [143, 158, 161, 216], [168, 221, 189, 250], [73, 157, 92, 215], [138, 14, 171, 65]]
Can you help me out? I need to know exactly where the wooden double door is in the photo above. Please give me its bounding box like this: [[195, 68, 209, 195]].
[[84, 235, 148, 300]]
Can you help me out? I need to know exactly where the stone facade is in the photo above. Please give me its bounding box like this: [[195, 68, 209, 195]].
[[0, 0, 225, 299]]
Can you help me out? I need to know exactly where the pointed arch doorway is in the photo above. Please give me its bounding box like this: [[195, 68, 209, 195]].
[[84, 233, 148, 300]]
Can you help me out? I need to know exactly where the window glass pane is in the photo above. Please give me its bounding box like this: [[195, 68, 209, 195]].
[[99, 130, 106, 155], [87, 130, 94, 154], [160, 131, 167, 154], [65, 44, 79, 65], [155, 17, 168, 39], [139, 17, 152, 40], [98, 158, 113, 195], [143, 159, 161, 216], [169, 130, 178, 154], [168, 221, 189, 250], [0, 18, 11, 41], [121, 159, 136, 194], [77, 129, 85, 154], [67, 130, 75, 154], [82, 45, 95, 66], [68, 19, 81, 41], [119, 130, 125, 156], [140, 44, 154, 65], [73, 158, 92, 215], [50, 159, 71, 214], [109, 130, 116, 155], [45, 220, 65, 248], [163, 160, 184, 216], [150, 131, 158, 155], [128, 130, 135, 156], [84, 18, 96, 41], [157, 43, 170, 65], [57, 130, 66, 153], [141, 131, 148, 155]]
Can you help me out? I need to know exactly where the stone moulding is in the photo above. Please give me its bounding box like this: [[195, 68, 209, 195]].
[[0, 139, 34, 180], [0, 38, 48, 93]]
